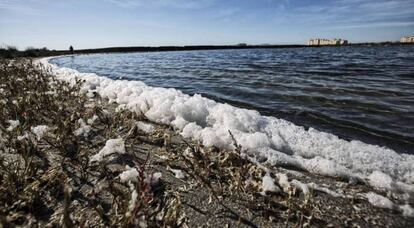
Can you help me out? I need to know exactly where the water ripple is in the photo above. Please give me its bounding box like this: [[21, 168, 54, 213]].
[[51, 46, 414, 153]]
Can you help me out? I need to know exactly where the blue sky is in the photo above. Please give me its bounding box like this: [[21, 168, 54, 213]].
[[1, 0, 413, 50]]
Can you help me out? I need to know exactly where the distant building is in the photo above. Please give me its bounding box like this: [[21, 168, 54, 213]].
[[400, 36, 414, 43], [307, 38, 348, 46]]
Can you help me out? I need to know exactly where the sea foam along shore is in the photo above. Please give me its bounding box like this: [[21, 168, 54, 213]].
[[39, 57, 414, 197]]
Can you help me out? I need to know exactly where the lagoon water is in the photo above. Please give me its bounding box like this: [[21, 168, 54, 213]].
[[51, 46, 414, 154]]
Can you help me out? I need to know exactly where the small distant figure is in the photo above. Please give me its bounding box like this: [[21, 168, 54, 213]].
[[69, 45, 74, 54]]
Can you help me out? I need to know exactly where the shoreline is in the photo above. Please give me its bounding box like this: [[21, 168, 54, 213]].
[[41, 57, 414, 192], [46, 49, 414, 157], [41, 57, 414, 212], [0, 58, 413, 226]]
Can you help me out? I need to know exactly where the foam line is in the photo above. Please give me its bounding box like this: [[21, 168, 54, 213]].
[[39, 57, 414, 195]]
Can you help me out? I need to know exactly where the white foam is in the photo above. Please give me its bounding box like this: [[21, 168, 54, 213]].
[[136, 121, 155, 134], [39, 57, 414, 196], [145, 172, 162, 186], [291, 179, 310, 197], [6, 120, 20, 131], [365, 191, 414, 216], [365, 192, 395, 210], [31, 125, 49, 140], [307, 182, 346, 198], [368, 171, 393, 190], [119, 165, 162, 186], [91, 138, 125, 162], [169, 168, 186, 179], [17, 132, 29, 141], [87, 115, 99, 125], [261, 174, 280, 193], [399, 204, 414, 217], [276, 173, 291, 193], [119, 165, 139, 183], [74, 119, 92, 137]]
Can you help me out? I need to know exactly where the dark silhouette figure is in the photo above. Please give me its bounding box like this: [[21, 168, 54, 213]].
[[69, 45, 74, 54]]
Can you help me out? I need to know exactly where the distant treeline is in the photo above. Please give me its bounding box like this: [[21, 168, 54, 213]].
[[350, 41, 414, 47], [0, 44, 306, 59], [1, 42, 413, 59], [0, 46, 70, 58], [74, 44, 306, 54]]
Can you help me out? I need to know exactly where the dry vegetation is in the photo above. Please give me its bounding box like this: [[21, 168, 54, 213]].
[[0, 59, 413, 227], [0, 59, 180, 227]]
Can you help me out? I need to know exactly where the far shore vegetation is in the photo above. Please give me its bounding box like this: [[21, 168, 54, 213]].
[[1, 41, 412, 59], [0, 46, 68, 59]]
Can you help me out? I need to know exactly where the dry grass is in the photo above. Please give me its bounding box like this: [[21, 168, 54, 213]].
[[0, 59, 181, 227]]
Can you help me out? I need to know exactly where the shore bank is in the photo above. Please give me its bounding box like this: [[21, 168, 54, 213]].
[[0, 59, 413, 227]]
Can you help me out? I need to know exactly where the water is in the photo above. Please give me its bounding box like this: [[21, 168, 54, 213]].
[[51, 46, 414, 154]]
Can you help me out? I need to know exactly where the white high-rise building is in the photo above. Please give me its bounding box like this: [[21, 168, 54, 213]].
[[401, 36, 414, 43], [307, 38, 348, 46]]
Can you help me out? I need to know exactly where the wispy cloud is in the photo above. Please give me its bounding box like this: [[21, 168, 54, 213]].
[[0, 0, 41, 14], [211, 7, 240, 21], [107, 0, 216, 9], [332, 21, 414, 29], [284, 0, 414, 29]]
